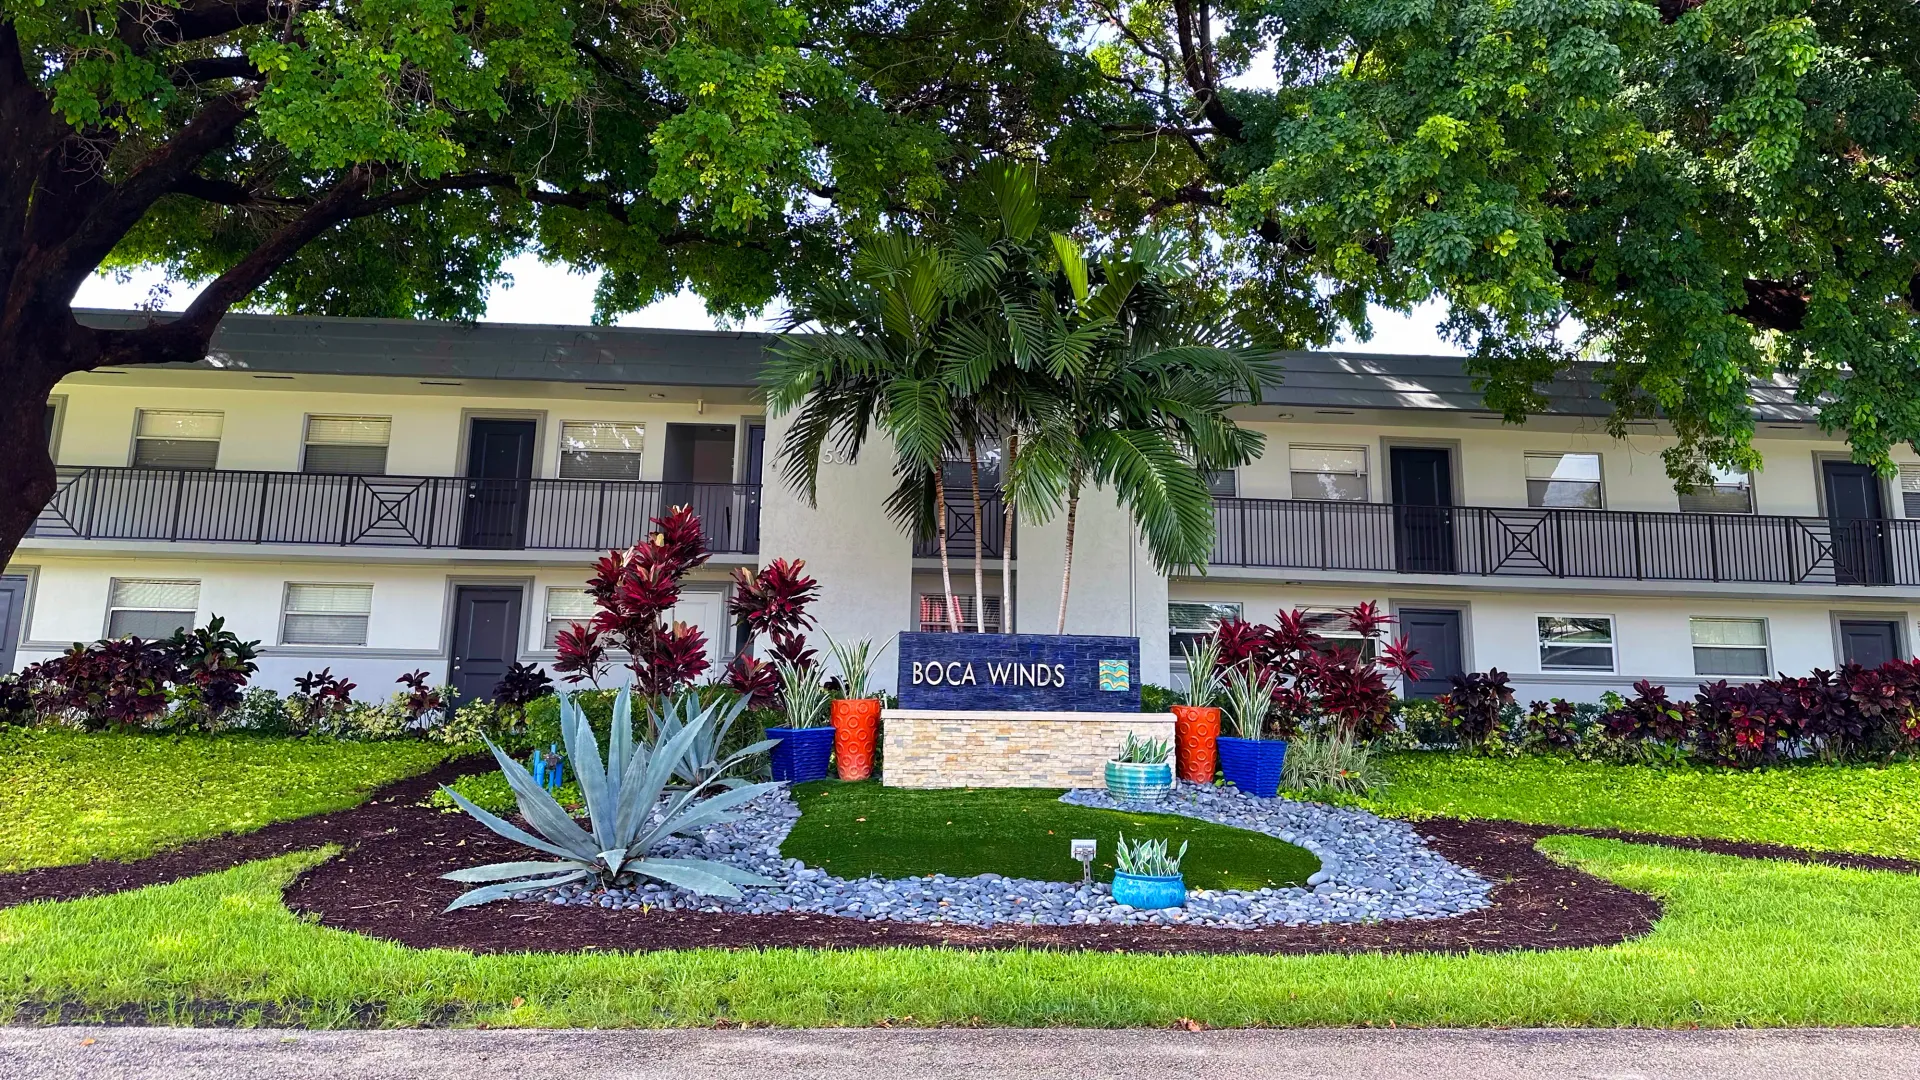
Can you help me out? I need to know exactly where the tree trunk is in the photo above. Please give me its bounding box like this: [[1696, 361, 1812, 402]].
[[1056, 479, 1080, 635], [0, 323, 77, 577], [969, 442, 985, 633], [932, 468, 963, 632], [1000, 432, 1017, 635]]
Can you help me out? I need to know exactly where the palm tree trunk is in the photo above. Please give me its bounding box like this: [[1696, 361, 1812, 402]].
[[933, 467, 963, 632], [969, 442, 986, 633], [1000, 432, 1017, 635], [1056, 478, 1080, 634]]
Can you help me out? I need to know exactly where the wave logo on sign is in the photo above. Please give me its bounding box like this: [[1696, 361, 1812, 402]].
[[1098, 659, 1131, 691]]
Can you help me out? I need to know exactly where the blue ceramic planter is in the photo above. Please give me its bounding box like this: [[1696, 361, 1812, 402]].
[[1111, 870, 1186, 909], [1216, 736, 1288, 797], [766, 726, 834, 783], [1104, 759, 1174, 801]]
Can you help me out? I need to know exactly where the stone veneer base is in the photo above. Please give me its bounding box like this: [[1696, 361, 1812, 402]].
[[881, 709, 1176, 788]]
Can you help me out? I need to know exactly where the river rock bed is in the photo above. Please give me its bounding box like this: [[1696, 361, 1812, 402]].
[[520, 782, 1491, 928]]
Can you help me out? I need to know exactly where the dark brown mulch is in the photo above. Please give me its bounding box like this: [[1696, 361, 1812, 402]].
[[6, 757, 1913, 957], [0, 756, 484, 911], [1518, 824, 1920, 874]]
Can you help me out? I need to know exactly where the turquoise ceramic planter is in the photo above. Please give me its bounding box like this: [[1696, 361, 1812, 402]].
[[1111, 870, 1186, 909], [1104, 758, 1173, 801]]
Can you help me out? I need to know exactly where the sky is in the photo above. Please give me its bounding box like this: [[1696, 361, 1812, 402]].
[[73, 254, 1465, 356]]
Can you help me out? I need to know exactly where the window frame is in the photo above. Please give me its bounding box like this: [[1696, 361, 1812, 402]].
[[918, 593, 1004, 633], [279, 582, 374, 647], [557, 420, 647, 482], [131, 409, 223, 471], [544, 586, 598, 648], [105, 578, 201, 640], [1677, 464, 1756, 515], [1288, 444, 1371, 503], [1899, 464, 1920, 519], [1536, 613, 1618, 673], [1690, 616, 1771, 677], [1168, 600, 1244, 659], [1524, 451, 1605, 510], [301, 415, 393, 476]]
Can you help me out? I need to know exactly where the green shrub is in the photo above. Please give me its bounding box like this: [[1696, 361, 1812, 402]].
[[1139, 684, 1178, 713], [427, 769, 581, 815], [1282, 732, 1385, 796], [1392, 697, 1453, 747]]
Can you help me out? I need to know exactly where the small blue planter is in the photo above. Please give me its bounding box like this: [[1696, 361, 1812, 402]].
[[1216, 736, 1288, 797], [766, 726, 834, 783], [1104, 759, 1174, 802], [1111, 870, 1186, 909]]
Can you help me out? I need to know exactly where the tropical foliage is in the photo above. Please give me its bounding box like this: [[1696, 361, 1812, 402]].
[[439, 688, 780, 909], [554, 506, 713, 694]]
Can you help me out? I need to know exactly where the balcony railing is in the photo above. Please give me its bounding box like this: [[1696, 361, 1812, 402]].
[[912, 489, 1011, 559], [1211, 496, 1920, 587], [30, 467, 762, 554]]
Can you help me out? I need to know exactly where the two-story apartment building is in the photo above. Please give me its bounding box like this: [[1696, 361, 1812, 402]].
[[8, 310, 1919, 703]]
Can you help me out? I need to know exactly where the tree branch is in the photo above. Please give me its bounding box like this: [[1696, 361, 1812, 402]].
[[1170, 0, 1242, 141], [170, 55, 265, 85], [124, 0, 286, 52]]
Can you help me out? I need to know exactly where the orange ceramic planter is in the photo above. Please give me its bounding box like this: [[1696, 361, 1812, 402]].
[[1170, 704, 1221, 783], [831, 697, 882, 781]]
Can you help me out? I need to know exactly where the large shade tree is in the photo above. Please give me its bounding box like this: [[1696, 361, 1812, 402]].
[[0, 0, 1118, 571], [1060, 0, 1920, 485]]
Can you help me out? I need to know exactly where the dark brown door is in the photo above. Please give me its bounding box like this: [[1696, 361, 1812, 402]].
[[1823, 462, 1890, 585], [462, 419, 536, 549], [1391, 447, 1456, 573], [1398, 607, 1465, 698], [449, 585, 523, 703]]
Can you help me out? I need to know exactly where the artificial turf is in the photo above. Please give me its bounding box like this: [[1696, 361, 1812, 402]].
[[1356, 753, 1920, 860], [780, 782, 1321, 890], [0, 728, 456, 872]]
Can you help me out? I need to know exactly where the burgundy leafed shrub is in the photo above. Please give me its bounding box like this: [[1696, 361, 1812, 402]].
[[554, 504, 715, 695], [396, 670, 446, 730], [491, 662, 554, 708], [1524, 699, 1582, 750], [1210, 604, 1431, 741], [1439, 669, 1514, 748], [165, 616, 259, 716], [1603, 680, 1695, 743], [22, 637, 181, 730], [726, 557, 820, 700], [1691, 680, 1792, 767]]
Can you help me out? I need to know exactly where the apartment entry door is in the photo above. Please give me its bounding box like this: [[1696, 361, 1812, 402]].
[[1390, 447, 1456, 573], [1398, 607, 1465, 698], [449, 585, 524, 703], [462, 418, 537, 549], [663, 423, 737, 547], [0, 576, 27, 674], [1839, 619, 1901, 668], [1823, 462, 1891, 585]]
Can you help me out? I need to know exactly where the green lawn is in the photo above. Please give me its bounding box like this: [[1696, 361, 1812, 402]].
[[4, 837, 1920, 1027], [0, 729, 456, 872], [783, 782, 1321, 890], [1353, 753, 1920, 860]]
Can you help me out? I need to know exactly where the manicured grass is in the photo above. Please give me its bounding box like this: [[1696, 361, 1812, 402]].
[[0, 729, 456, 872], [5, 837, 1920, 1026], [782, 782, 1321, 890], [1354, 753, 1920, 860]]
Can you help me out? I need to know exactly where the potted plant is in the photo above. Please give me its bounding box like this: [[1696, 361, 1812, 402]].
[[826, 635, 882, 781], [1217, 665, 1288, 797], [1109, 834, 1189, 910], [1171, 638, 1224, 783], [1104, 732, 1174, 801], [766, 661, 834, 782]]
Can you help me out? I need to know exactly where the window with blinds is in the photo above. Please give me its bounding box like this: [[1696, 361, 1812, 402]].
[[1205, 470, 1239, 497], [303, 416, 391, 475], [132, 410, 222, 470], [1901, 465, 1920, 518], [918, 594, 1003, 633], [1289, 445, 1369, 501], [1168, 600, 1242, 657], [1677, 464, 1754, 514], [1691, 617, 1769, 676], [281, 583, 373, 646], [1525, 452, 1604, 508], [107, 579, 199, 639], [559, 421, 644, 481], [545, 587, 598, 647]]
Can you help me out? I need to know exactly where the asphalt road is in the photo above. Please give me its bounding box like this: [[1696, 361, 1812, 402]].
[[2, 1027, 1916, 1080]]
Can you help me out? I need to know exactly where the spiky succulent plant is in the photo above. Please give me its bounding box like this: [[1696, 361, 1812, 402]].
[[438, 687, 780, 910], [650, 689, 777, 789]]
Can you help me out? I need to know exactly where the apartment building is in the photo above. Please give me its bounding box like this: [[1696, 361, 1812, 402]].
[[8, 310, 1919, 703]]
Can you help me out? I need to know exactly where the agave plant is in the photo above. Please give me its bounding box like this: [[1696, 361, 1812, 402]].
[[438, 687, 781, 910], [651, 689, 777, 789]]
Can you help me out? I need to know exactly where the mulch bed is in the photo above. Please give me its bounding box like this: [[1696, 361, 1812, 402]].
[[5, 761, 1914, 957]]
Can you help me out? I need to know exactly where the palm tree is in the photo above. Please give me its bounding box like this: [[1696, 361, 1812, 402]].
[[1002, 236, 1273, 632]]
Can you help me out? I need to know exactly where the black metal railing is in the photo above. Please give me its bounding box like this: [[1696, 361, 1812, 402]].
[[912, 489, 1011, 559], [1211, 496, 1920, 587], [29, 467, 762, 554]]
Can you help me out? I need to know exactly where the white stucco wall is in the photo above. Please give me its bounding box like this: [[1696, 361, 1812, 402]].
[[757, 412, 915, 692], [1013, 485, 1172, 687]]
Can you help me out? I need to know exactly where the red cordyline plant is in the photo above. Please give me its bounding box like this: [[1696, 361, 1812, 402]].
[[1212, 603, 1429, 741], [554, 505, 714, 695], [726, 558, 820, 701]]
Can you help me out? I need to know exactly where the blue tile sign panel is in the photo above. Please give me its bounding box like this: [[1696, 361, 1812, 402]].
[[897, 633, 1141, 712]]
